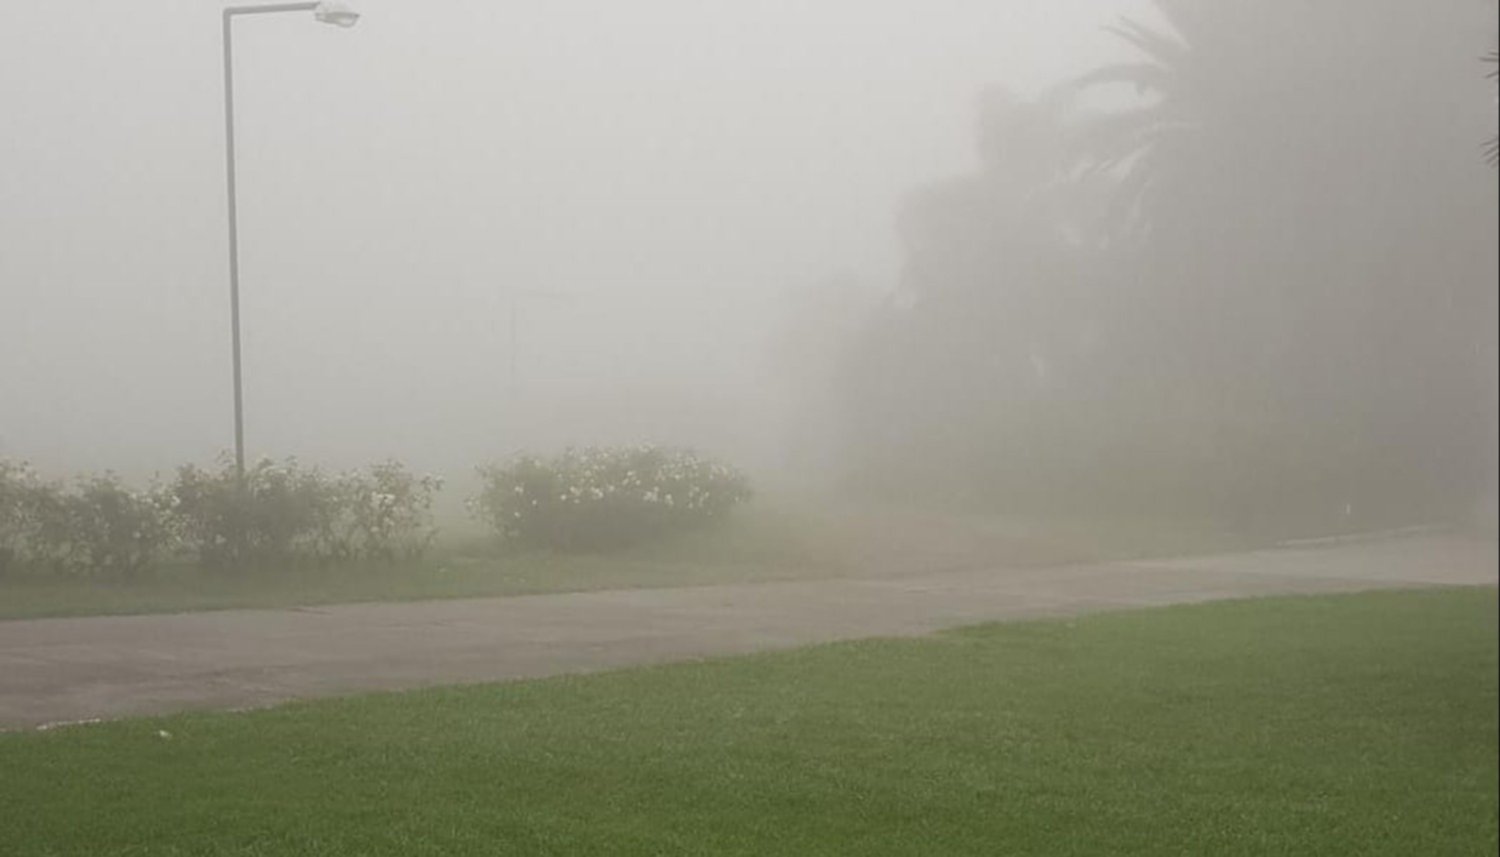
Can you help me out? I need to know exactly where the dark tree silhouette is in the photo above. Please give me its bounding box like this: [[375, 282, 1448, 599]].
[[1064, 0, 1500, 520], [833, 1, 1498, 525]]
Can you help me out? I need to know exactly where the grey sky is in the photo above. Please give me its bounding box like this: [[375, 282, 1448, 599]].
[[2, 1, 1140, 480]]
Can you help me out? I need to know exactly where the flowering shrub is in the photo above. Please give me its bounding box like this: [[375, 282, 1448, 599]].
[[168, 456, 442, 568], [168, 457, 339, 568], [471, 446, 751, 549], [1, 456, 442, 576], [0, 462, 170, 579], [0, 461, 57, 576], [340, 461, 443, 561], [57, 474, 174, 579]]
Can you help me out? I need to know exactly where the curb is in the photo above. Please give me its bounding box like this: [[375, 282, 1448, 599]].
[[1273, 523, 1452, 549]]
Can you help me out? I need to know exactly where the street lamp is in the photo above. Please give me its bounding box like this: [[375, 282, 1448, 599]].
[[222, 2, 358, 479]]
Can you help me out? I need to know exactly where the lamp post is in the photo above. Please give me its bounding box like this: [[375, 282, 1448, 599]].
[[222, 2, 358, 479]]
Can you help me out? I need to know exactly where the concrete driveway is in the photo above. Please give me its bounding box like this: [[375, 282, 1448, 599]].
[[0, 532, 1493, 730]]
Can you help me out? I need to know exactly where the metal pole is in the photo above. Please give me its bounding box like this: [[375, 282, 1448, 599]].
[[228, 3, 320, 18], [221, 3, 321, 482], [223, 11, 246, 481]]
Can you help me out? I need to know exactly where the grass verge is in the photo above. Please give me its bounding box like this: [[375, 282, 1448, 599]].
[[0, 506, 843, 621], [1, 588, 1494, 855], [0, 505, 1256, 621]]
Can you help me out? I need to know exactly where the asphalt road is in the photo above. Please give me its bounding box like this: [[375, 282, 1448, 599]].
[[1, 532, 1493, 730]]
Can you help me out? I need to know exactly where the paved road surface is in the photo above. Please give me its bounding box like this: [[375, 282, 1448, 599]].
[[1, 533, 1493, 730]]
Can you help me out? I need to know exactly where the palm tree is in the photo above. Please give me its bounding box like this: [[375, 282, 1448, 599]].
[[1066, 2, 1371, 238], [1066, 0, 1500, 519], [1077, 5, 1500, 219], [1066, 7, 1201, 240]]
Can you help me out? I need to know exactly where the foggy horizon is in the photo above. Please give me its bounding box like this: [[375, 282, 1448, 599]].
[[2, 5, 1498, 851], [3, 1, 1149, 485]]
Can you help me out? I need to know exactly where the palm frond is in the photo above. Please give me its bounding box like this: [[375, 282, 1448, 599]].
[[1074, 7, 1201, 231], [1152, 0, 1209, 51], [1071, 61, 1175, 96], [1106, 18, 1188, 68], [1068, 104, 1176, 169]]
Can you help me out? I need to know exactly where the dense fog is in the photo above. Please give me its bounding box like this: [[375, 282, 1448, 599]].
[[3, 0, 1496, 531]]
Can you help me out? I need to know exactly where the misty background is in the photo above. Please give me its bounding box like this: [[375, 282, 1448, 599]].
[[2, 2, 1139, 475], [3, 0, 1497, 530]]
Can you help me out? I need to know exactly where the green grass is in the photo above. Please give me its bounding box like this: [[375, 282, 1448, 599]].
[[0, 504, 1257, 621], [0, 506, 847, 621], [1, 588, 1494, 855]]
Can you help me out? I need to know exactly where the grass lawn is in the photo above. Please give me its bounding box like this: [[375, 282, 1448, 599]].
[[1, 588, 1494, 855], [0, 504, 1256, 621]]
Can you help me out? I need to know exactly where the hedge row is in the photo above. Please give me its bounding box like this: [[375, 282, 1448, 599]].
[[1, 446, 752, 578]]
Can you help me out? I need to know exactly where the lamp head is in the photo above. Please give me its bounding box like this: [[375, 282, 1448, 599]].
[[314, 1, 359, 27]]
